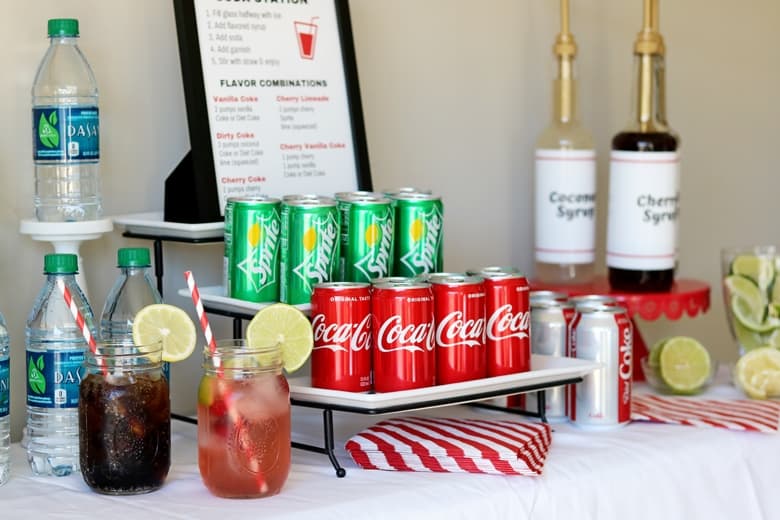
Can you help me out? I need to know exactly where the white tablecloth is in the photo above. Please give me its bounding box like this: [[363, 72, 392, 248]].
[[2, 379, 779, 520]]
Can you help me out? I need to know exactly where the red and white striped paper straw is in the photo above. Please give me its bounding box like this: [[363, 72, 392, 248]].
[[184, 271, 217, 352], [57, 278, 104, 374]]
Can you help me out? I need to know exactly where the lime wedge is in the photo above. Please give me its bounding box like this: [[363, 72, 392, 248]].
[[732, 295, 779, 333], [657, 336, 712, 393], [731, 255, 775, 293], [735, 347, 780, 399], [132, 304, 198, 363], [772, 281, 780, 305], [245, 303, 313, 373], [724, 274, 766, 309]]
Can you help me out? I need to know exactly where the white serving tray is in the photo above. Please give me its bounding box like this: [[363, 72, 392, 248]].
[[176, 285, 311, 316], [113, 211, 224, 239], [288, 354, 599, 412]]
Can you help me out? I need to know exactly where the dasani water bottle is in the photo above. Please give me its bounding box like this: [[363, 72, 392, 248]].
[[32, 18, 101, 222], [26, 254, 95, 476], [0, 312, 10, 486], [100, 248, 168, 378]]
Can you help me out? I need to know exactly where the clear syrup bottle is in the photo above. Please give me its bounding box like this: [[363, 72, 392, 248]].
[[606, 0, 680, 292], [534, 0, 597, 285]]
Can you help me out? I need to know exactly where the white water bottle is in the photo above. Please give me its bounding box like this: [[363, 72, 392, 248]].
[[32, 18, 101, 222], [26, 254, 95, 476]]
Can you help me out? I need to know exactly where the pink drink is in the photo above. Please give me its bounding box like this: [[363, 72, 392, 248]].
[[197, 341, 291, 498]]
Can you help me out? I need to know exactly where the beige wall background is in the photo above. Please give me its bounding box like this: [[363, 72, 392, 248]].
[[1, 0, 777, 440]]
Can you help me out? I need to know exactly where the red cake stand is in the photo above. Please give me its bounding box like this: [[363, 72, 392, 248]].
[[531, 276, 710, 381]]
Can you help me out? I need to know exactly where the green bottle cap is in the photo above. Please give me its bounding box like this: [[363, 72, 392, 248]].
[[44, 254, 78, 274], [117, 248, 151, 268], [48, 19, 79, 38]]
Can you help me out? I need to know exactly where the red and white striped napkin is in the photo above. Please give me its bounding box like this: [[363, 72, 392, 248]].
[[345, 416, 552, 476], [632, 394, 780, 433]]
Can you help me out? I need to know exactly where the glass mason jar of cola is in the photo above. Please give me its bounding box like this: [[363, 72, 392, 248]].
[[79, 340, 170, 494], [197, 340, 291, 498]]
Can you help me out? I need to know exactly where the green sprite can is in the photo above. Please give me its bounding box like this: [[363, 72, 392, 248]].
[[222, 198, 235, 295], [229, 196, 282, 302], [280, 196, 340, 304], [336, 193, 394, 282], [391, 192, 444, 277]]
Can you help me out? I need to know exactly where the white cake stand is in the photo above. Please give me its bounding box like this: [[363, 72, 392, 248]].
[[19, 218, 114, 300]]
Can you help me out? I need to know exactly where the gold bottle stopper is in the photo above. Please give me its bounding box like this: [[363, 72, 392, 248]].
[[553, 0, 577, 58], [634, 0, 664, 56]]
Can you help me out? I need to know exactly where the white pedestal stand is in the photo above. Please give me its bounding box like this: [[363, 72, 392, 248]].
[[19, 218, 114, 300]]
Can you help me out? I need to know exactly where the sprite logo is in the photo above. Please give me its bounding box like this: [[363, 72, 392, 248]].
[[28, 355, 46, 395], [401, 206, 443, 274], [354, 211, 393, 280], [237, 212, 280, 294], [292, 213, 339, 293], [38, 111, 60, 149]]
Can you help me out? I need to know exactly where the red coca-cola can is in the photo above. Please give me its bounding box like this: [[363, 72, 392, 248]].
[[310, 282, 372, 392], [568, 304, 633, 429], [431, 275, 486, 384], [481, 271, 531, 376], [372, 281, 435, 392]]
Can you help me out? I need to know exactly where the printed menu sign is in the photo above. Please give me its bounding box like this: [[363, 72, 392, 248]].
[[192, 0, 362, 213]]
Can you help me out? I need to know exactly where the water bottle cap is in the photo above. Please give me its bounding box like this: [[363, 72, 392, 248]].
[[117, 247, 151, 267], [44, 253, 78, 274], [48, 18, 79, 38]]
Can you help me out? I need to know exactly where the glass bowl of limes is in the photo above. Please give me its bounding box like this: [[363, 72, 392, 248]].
[[721, 246, 780, 356], [642, 336, 717, 395]]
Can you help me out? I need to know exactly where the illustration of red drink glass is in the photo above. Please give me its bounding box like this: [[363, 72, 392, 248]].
[[294, 17, 319, 59], [480, 271, 531, 376], [310, 282, 372, 392], [431, 275, 486, 384], [372, 281, 435, 392]]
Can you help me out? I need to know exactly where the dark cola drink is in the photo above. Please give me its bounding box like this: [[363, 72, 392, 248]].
[[79, 343, 170, 494]]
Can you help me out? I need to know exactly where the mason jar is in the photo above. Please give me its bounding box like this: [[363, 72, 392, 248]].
[[79, 340, 170, 494], [197, 339, 291, 498]]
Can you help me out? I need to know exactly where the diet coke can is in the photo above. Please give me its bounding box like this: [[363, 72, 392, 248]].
[[310, 282, 372, 392], [529, 290, 568, 304], [372, 282, 435, 392], [569, 305, 633, 429], [431, 275, 486, 384], [523, 300, 576, 421], [481, 271, 531, 376], [569, 294, 618, 310]]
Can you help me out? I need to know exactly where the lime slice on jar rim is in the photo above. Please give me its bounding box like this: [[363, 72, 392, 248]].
[[245, 303, 313, 373]]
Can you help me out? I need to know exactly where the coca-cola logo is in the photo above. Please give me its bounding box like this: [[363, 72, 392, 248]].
[[311, 313, 371, 353], [435, 310, 485, 348], [486, 304, 530, 341], [376, 315, 434, 353]]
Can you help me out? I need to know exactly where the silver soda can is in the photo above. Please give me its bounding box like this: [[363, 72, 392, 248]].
[[569, 294, 618, 310], [370, 276, 416, 286], [529, 290, 568, 304], [569, 305, 633, 429], [525, 300, 576, 421]]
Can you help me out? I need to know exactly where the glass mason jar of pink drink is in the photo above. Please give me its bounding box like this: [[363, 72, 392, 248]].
[[197, 340, 291, 498]]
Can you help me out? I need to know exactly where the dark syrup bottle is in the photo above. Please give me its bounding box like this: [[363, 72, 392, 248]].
[[607, 0, 680, 292]]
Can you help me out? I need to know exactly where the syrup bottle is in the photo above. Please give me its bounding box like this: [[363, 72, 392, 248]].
[[606, 0, 680, 292], [534, 0, 596, 285]]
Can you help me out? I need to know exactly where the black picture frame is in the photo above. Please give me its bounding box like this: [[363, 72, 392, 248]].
[[168, 0, 372, 223]]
